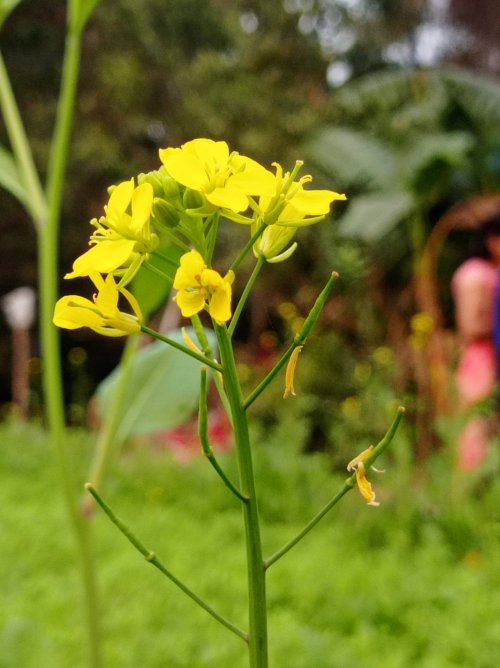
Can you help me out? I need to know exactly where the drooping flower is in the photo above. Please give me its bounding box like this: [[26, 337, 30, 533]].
[[173, 250, 234, 323], [347, 446, 381, 507], [53, 273, 142, 337], [159, 138, 275, 214], [65, 179, 157, 286], [283, 345, 303, 398]]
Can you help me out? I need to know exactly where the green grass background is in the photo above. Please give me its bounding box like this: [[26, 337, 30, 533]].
[[1, 417, 500, 667]]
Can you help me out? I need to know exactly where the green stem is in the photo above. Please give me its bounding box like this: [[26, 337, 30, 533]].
[[141, 325, 223, 371], [215, 324, 268, 668], [229, 222, 266, 273], [38, 21, 102, 668], [85, 483, 248, 643], [198, 368, 248, 503], [265, 485, 352, 569], [228, 256, 265, 337], [0, 51, 47, 228], [265, 406, 405, 569], [190, 314, 233, 424], [244, 271, 339, 409]]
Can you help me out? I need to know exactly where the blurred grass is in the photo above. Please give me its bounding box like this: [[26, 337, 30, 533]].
[[1, 416, 500, 667]]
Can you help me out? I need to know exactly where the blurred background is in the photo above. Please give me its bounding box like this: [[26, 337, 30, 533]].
[[2, 0, 500, 460], [2, 2, 500, 666], [0, 0, 500, 456]]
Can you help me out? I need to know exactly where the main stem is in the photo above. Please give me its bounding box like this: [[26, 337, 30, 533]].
[[215, 324, 268, 668]]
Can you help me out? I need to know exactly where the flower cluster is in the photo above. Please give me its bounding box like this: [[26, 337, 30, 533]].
[[54, 138, 345, 334]]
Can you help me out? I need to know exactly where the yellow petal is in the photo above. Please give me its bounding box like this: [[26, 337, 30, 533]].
[[130, 182, 153, 234], [200, 268, 224, 290], [288, 188, 346, 216], [355, 464, 379, 506], [173, 250, 206, 290], [53, 296, 104, 330], [228, 156, 276, 195], [189, 138, 229, 167], [65, 239, 136, 278], [159, 147, 210, 192], [283, 345, 303, 398], [175, 289, 206, 318], [205, 185, 249, 213], [208, 281, 232, 323], [347, 446, 374, 472], [94, 274, 120, 315], [107, 179, 134, 217]]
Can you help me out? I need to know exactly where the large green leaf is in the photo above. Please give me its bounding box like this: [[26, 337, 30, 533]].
[[131, 241, 181, 319], [0, 0, 22, 28], [96, 328, 217, 443], [306, 127, 397, 190], [0, 145, 28, 208], [338, 191, 415, 242]]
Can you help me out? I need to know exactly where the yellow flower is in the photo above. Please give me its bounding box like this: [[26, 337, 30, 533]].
[[65, 179, 157, 285], [259, 162, 346, 228], [53, 273, 142, 337], [173, 250, 234, 323], [283, 345, 303, 398], [347, 446, 381, 507], [159, 138, 275, 213]]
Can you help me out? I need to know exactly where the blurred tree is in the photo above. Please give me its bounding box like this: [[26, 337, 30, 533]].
[[305, 67, 500, 455]]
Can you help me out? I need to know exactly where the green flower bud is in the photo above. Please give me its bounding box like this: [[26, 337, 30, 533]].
[[183, 188, 205, 210], [152, 197, 180, 228], [161, 173, 181, 200], [137, 171, 165, 198]]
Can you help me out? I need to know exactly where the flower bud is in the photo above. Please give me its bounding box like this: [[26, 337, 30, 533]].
[[137, 171, 165, 198], [183, 188, 205, 210], [152, 197, 180, 228], [161, 173, 180, 200], [254, 224, 297, 262]]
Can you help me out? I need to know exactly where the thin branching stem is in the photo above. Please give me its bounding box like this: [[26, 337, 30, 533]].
[[85, 484, 249, 643]]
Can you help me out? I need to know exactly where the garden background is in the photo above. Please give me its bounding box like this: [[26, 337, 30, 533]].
[[1, 1, 500, 666]]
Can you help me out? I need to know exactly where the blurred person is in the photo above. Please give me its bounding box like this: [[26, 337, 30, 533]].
[[451, 214, 500, 470]]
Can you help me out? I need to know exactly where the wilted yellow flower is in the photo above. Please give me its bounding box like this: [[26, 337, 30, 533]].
[[173, 250, 234, 323], [53, 273, 142, 337], [283, 345, 303, 398], [159, 138, 275, 214], [65, 179, 157, 286], [347, 446, 382, 507]]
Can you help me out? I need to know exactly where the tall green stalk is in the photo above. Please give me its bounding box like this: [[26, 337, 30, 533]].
[[215, 323, 268, 668], [38, 17, 102, 668]]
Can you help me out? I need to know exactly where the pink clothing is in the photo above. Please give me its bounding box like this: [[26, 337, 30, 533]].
[[451, 257, 498, 342], [455, 339, 497, 404], [452, 257, 499, 470]]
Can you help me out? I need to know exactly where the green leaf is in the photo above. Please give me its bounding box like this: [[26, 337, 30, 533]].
[[96, 328, 217, 443], [0, 0, 23, 28], [306, 127, 397, 190], [131, 241, 181, 320], [338, 191, 415, 242], [0, 145, 29, 208]]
